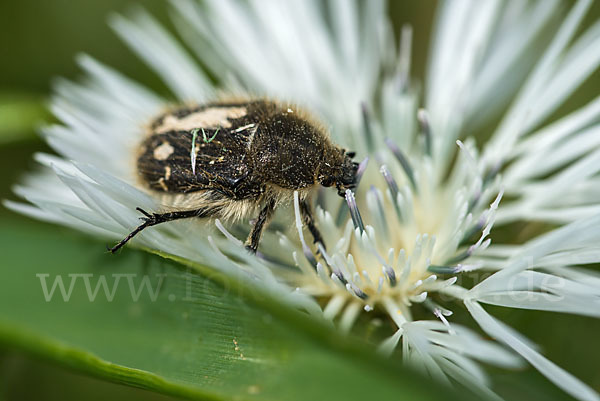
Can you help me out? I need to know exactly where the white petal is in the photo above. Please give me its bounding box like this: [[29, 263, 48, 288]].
[[110, 9, 213, 101], [466, 300, 600, 401]]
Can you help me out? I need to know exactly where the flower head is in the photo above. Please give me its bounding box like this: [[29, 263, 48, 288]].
[[6, 1, 600, 400]]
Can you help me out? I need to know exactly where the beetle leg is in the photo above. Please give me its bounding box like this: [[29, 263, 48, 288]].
[[300, 199, 326, 251], [245, 198, 276, 253], [108, 207, 214, 253]]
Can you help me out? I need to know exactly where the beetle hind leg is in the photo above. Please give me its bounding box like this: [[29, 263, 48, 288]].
[[108, 207, 213, 253]]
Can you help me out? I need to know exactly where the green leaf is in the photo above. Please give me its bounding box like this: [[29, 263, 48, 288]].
[[0, 217, 457, 401]]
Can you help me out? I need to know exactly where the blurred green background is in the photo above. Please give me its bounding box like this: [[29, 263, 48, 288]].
[[0, 1, 598, 400]]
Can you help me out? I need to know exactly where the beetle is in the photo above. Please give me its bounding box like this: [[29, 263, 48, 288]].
[[109, 99, 358, 253]]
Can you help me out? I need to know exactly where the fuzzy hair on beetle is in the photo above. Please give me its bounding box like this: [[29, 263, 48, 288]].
[[109, 98, 359, 254]]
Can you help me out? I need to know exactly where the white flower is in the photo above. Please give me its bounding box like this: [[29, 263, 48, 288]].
[[6, 0, 600, 400]]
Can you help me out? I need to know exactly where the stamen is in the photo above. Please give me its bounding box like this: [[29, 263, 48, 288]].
[[423, 299, 453, 316], [215, 219, 243, 246], [335, 270, 349, 287], [442, 277, 458, 287], [206, 236, 244, 272], [347, 254, 359, 276], [361, 103, 374, 151], [331, 272, 347, 288], [409, 279, 423, 291], [387, 248, 395, 266], [417, 108, 432, 156], [333, 255, 352, 282], [380, 165, 399, 200], [302, 244, 318, 269], [433, 308, 456, 335], [382, 265, 397, 287], [316, 262, 330, 283], [427, 264, 462, 274], [346, 283, 369, 300], [384, 139, 417, 190], [410, 292, 427, 303], [292, 250, 318, 276], [207, 236, 226, 258], [317, 242, 348, 286], [345, 189, 365, 233], [293, 191, 318, 267], [380, 165, 403, 221]]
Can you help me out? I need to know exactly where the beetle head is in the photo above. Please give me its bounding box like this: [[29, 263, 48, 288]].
[[319, 149, 358, 197]]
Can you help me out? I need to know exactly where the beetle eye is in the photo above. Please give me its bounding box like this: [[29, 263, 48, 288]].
[[346, 151, 356, 158]]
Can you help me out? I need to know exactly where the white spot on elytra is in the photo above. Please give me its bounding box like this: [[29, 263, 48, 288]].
[[153, 142, 174, 160], [155, 107, 247, 133]]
